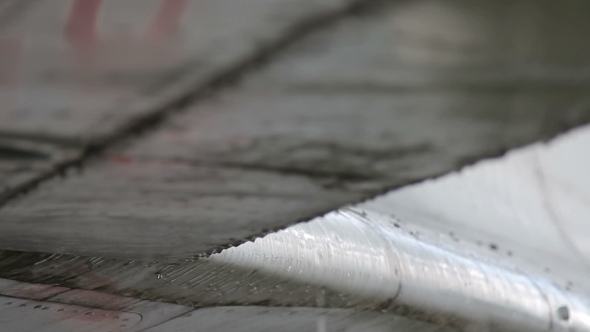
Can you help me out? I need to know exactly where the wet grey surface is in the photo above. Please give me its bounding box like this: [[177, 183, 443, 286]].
[[2, 1, 590, 330], [2, 197, 590, 331], [0, 295, 142, 332], [1, 0, 590, 259], [142, 306, 457, 332], [0, 276, 458, 332], [0, 278, 194, 332], [0, 0, 354, 138], [0, 0, 362, 201]]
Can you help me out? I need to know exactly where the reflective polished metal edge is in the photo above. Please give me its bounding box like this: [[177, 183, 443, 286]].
[[363, 124, 590, 297], [213, 209, 590, 332]]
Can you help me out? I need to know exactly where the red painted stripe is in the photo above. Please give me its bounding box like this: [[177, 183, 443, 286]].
[[145, 0, 190, 42], [64, 0, 103, 64]]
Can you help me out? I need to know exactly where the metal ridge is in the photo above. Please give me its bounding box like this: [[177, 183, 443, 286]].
[[214, 209, 590, 331]]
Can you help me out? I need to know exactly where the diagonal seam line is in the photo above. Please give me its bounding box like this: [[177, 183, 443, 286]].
[[0, 0, 383, 209]]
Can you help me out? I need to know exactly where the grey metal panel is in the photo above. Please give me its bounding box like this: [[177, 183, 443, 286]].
[[0, 295, 142, 332], [0, 276, 448, 332], [2, 204, 590, 331], [0, 278, 69, 300], [2, 0, 590, 259], [2, 0, 590, 330], [45, 289, 195, 332], [4, 137, 590, 329], [0, 0, 359, 199], [0, 0, 350, 138], [7, 132, 590, 332], [142, 306, 458, 332], [0, 162, 361, 259], [0, 250, 392, 310], [0, 278, 194, 332]]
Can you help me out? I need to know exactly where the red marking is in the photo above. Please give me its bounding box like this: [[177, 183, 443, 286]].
[[65, 0, 188, 65], [27, 259, 119, 327], [145, 0, 190, 43], [64, 0, 103, 65], [54, 298, 130, 332]]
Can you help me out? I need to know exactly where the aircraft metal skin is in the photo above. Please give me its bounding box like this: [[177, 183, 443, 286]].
[[1, 0, 590, 331]]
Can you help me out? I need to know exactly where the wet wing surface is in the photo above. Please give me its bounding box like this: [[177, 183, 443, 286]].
[[1, 1, 590, 331], [2, 0, 590, 259]]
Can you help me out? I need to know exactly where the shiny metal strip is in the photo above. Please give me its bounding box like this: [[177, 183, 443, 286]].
[[214, 209, 590, 331]]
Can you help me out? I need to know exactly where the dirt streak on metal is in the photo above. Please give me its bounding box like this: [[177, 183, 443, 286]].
[[0, 0, 379, 204], [0, 250, 465, 330]]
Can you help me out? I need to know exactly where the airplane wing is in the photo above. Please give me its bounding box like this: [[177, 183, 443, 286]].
[[1, 0, 590, 331]]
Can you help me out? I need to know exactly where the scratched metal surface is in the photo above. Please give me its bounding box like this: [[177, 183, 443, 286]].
[[4, 119, 590, 331], [2, 1, 590, 330], [0, 0, 356, 137], [0, 296, 143, 332], [1, 188, 590, 331], [1, 128, 590, 330], [0, 278, 195, 332], [142, 306, 458, 332], [0, 278, 458, 332], [4, 128, 590, 331], [2, 0, 590, 260]]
